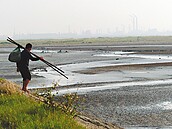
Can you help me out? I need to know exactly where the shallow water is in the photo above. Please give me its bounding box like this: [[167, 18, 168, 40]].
[[49, 79, 172, 95], [124, 126, 172, 129], [94, 51, 172, 60], [31, 51, 172, 91]]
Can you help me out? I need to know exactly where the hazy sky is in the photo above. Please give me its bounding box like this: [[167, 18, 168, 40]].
[[1, 0, 172, 35]]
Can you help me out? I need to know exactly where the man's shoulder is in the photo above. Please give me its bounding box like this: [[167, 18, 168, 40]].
[[22, 49, 29, 54]]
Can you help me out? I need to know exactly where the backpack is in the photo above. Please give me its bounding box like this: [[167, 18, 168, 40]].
[[8, 47, 21, 62]]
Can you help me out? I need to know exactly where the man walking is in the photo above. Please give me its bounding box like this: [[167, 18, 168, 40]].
[[17, 43, 43, 93]]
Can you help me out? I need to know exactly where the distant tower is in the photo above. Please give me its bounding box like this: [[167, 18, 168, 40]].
[[130, 14, 138, 31], [134, 14, 138, 31]]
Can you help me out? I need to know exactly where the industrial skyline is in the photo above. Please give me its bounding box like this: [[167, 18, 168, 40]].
[[0, 25, 171, 40], [1, 0, 172, 39], [1, 15, 170, 40]]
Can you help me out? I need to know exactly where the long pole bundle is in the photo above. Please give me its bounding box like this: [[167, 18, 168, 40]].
[[7, 37, 68, 79]]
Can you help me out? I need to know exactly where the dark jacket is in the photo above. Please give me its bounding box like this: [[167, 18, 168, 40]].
[[17, 49, 39, 68]]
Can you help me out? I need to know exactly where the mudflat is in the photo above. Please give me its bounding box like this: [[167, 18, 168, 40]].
[[2, 40, 172, 128]]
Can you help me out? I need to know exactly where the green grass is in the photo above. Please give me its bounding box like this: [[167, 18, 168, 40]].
[[0, 93, 85, 129]]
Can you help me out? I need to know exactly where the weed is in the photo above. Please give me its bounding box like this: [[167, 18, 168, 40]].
[[35, 82, 81, 117]]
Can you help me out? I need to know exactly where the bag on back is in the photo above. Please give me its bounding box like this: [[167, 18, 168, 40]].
[[8, 47, 21, 62]]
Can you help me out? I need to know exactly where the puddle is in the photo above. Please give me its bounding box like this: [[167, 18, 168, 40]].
[[94, 51, 172, 60], [48, 79, 172, 95], [124, 126, 172, 129], [156, 101, 172, 110], [117, 101, 172, 115]]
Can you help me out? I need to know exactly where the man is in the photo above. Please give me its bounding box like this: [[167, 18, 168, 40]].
[[17, 43, 43, 93]]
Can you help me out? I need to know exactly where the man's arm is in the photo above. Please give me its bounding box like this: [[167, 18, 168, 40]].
[[28, 52, 40, 61], [29, 53, 43, 61], [30, 56, 39, 61]]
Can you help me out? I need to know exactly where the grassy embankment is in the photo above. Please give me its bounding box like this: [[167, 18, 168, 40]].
[[1, 36, 172, 47], [0, 78, 85, 129]]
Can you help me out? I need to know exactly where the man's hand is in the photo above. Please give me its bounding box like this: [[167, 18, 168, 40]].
[[39, 57, 44, 61]]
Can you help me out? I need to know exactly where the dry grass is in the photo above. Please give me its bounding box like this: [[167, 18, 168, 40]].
[[1, 36, 172, 48], [0, 78, 20, 94]]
